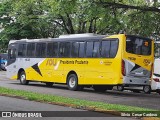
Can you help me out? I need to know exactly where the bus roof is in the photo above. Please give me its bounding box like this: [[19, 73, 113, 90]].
[[9, 34, 151, 44], [58, 33, 105, 38], [9, 34, 109, 44]]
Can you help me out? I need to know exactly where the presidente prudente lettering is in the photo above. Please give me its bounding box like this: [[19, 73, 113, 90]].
[[46, 59, 88, 66]]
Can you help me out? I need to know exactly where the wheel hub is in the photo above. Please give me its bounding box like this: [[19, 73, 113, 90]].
[[69, 77, 76, 88], [21, 74, 25, 82]]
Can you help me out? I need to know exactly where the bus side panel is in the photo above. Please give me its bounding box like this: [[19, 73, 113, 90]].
[[83, 35, 124, 85], [83, 58, 121, 85], [51, 58, 64, 83], [62, 58, 86, 84], [24, 58, 64, 83], [21, 58, 83, 84], [7, 64, 18, 80], [20, 58, 46, 81]]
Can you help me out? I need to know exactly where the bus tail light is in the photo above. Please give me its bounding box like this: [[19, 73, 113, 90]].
[[153, 78, 160, 82], [122, 60, 126, 76]]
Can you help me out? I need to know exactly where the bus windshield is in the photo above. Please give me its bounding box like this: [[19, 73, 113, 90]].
[[126, 36, 151, 55]]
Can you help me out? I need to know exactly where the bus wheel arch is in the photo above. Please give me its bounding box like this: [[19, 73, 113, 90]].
[[18, 68, 25, 80], [66, 71, 83, 91], [18, 69, 29, 85]]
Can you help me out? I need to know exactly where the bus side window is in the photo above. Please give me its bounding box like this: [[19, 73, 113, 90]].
[[47, 42, 58, 57], [93, 41, 100, 58], [52, 42, 58, 57], [59, 42, 70, 57], [27, 43, 35, 57], [36, 43, 46, 57], [110, 40, 118, 58], [71, 42, 79, 57], [59, 43, 65, 57], [64, 42, 71, 57], [79, 42, 85, 58], [18, 44, 26, 57], [101, 41, 110, 58], [86, 42, 93, 58], [47, 42, 53, 57], [8, 49, 16, 60]]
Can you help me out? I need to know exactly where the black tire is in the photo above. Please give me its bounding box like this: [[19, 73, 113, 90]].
[[93, 85, 107, 92], [156, 90, 160, 95], [143, 85, 151, 94], [45, 82, 53, 87], [117, 85, 124, 91], [67, 74, 80, 91], [107, 86, 113, 90], [19, 71, 29, 85]]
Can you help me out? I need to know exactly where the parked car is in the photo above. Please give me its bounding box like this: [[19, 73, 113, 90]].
[[116, 58, 160, 94], [0, 59, 7, 71], [0, 53, 7, 71], [150, 74, 160, 94], [116, 85, 151, 93], [117, 77, 160, 94]]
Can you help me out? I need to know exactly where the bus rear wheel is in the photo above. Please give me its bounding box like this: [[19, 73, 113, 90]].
[[19, 71, 29, 85], [67, 74, 82, 91]]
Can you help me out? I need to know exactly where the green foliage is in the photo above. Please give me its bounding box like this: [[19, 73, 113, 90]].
[[0, 86, 155, 111], [0, 0, 160, 52]]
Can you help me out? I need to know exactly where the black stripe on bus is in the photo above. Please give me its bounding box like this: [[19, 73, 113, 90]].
[[31, 63, 42, 76]]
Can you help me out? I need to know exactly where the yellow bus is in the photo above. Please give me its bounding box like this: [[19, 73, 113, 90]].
[[7, 33, 154, 91]]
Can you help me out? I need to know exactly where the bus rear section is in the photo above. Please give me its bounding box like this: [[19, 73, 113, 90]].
[[121, 35, 154, 89]]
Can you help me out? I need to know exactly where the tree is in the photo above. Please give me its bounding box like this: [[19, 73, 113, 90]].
[[95, 0, 160, 37], [45, 0, 124, 34], [1, 0, 160, 52]]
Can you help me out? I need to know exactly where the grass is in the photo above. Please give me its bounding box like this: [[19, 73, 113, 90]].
[[0, 86, 157, 113]]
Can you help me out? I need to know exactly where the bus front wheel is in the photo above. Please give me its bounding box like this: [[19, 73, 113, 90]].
[[19, 71, 29, 85], [67, 74, 81, 91]]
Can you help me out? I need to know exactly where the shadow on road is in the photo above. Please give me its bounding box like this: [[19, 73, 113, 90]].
[[9, 82, 160, 99]]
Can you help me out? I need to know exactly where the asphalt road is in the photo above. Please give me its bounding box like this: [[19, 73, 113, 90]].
[[0, 96, 136, 120], [0, 71, 160, 110]]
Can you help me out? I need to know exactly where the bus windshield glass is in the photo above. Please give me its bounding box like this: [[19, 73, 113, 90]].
[[126, 36, 151, 55]]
